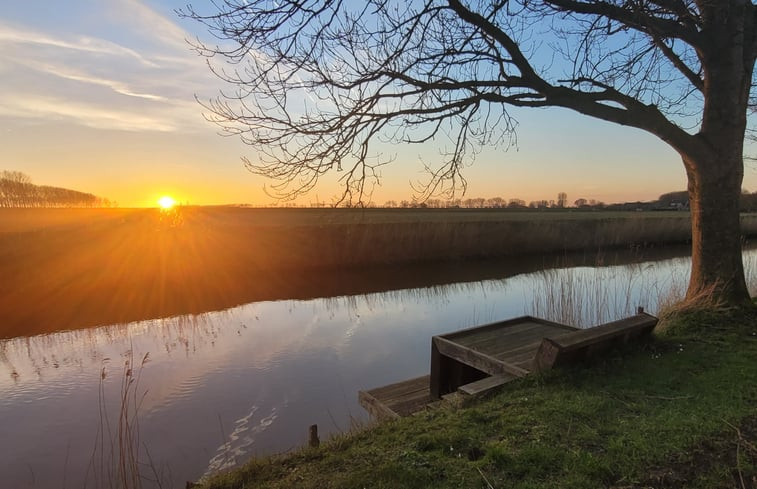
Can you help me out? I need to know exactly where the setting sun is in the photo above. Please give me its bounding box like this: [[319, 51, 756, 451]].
[[157, 195, 176, 209]]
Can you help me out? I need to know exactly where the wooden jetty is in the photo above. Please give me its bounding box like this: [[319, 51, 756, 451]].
[[359, 310, 657, 420]]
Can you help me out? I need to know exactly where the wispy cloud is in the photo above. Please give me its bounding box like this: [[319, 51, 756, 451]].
[[115, 0, 192, 53], [0, 23, 159, 67], [0, 94, 178, 132], [5, 55, 168, 102], [0, 4, 217, 135]]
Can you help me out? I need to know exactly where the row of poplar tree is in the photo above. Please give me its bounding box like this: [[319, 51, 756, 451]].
[[0, 171, 111, 208]]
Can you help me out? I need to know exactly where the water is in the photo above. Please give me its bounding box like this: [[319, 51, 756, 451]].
[[1, 249, 755, 488]]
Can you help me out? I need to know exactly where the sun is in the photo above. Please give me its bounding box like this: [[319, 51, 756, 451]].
[[157, 195, 176, 210]]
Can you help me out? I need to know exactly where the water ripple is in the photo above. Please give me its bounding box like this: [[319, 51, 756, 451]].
[[201, 401, 286, 480]]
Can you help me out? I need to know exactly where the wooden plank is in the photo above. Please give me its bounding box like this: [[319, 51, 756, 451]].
[[362, 376, 428, 396], [533, 337, 562, 372], [552, 313, 657, 350], [512, 357, 538, 371], [489, 326, 574, 359], [388, 384, 431, 403], [391, 393, 434, 416], [533, 313, 658, 370], [358, 390, 400, 420], [457, 321, 547, 349], [430, 338, 445, 399], [440, 316, 542, 341], [368, 375, 429, 399], [434, 336, 530, 378], [458, 373, 516, 396], [435, 335, 509, 375], [498, 343, 544, 370], [490, 339, 543, 360], [359, 375, 434, 419], [440, 316, 576, 342], [474, 325, 573, 357]]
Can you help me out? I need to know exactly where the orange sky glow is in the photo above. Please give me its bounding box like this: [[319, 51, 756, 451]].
[[1, 1, 755, 208]]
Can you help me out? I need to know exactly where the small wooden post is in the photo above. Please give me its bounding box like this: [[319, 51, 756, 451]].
[[533, 337, 562, 371], [308, 424, 319, 448]]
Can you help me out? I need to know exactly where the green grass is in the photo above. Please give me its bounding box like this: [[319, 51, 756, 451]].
[[197, 306, 757, 489]]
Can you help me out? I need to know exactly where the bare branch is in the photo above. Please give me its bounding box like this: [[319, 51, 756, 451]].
[[544, 0, 702, 47], [652, 37, 703, 91], [181, 0, 750, 204]]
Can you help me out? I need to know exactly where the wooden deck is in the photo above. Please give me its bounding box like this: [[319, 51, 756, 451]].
[[430, 316, 578, 397], [359, 312, 658, 420]]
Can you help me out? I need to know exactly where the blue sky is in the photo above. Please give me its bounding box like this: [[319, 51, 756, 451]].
[[0, 0, 752, 207]]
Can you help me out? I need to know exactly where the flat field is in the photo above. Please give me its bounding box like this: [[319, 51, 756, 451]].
[[0, 206, 699, 233], [2, 207, 756, 337]]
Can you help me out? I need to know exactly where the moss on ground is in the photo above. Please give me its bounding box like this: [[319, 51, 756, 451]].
[[198, 306, 757, 489]]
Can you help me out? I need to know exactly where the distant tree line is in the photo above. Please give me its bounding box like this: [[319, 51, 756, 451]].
[[373, 190, 757, 212], [380, 193, 573, 210], [0, 171, 112, 208], [601, 190, 757, 213]]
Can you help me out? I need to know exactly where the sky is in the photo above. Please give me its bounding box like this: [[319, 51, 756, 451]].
[[1, 1, 755, 208]]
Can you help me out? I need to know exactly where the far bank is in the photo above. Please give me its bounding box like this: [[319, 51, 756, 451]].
[[2, 207, 757, 337]]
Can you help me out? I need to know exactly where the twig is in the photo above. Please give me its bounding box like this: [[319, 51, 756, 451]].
[[736, 440, 745, 489], [722, 419, 753, 489], [477, 466, 495, 489], [600, 391, 634, 408], [643, 395, 693, 401], [723, 420, 757, 454], [142, 443, 165, 489]]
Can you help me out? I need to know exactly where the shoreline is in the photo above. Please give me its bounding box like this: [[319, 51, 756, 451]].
[[194, 306, 757, 489]]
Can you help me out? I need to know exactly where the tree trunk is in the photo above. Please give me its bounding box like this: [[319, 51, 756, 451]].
[[685, 151, 750, 305], [681, 1, 755, 306]]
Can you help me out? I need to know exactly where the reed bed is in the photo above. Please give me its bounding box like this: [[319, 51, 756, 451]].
[[3, 206, 757, 336], [527, 250, 757, 327]]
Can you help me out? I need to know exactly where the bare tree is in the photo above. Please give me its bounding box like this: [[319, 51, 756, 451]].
[[182, 0, 757, 305], [557, 192, 568, 209], [487, 196, 506, 208], [0, 170, 110, 208], [508, 198, 526, 208]]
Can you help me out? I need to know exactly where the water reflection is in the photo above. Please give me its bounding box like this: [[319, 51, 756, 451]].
[[1, 248, 756, 488], [0, 241, 696, 339]]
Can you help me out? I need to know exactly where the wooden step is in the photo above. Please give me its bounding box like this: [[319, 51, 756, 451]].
[[358, 375, 432, 420], [457, 373, 517, 396]]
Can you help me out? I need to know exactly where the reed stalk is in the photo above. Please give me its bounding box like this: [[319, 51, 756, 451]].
[[85, 350, 159, 489]]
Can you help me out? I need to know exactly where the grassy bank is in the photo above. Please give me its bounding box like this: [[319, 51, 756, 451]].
[[3, 206, 757, 337], [197, 306, 757, 489]]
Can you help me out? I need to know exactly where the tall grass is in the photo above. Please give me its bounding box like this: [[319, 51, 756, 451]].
[[85, 350, 164, 489], [526, 251, 757, 327]]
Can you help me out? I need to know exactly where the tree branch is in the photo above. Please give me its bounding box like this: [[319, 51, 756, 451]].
[[182, 0, 732, 204], [651, 37, 703, 91], [545, 0, 702, 48], [447, 0, 700, 157]]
